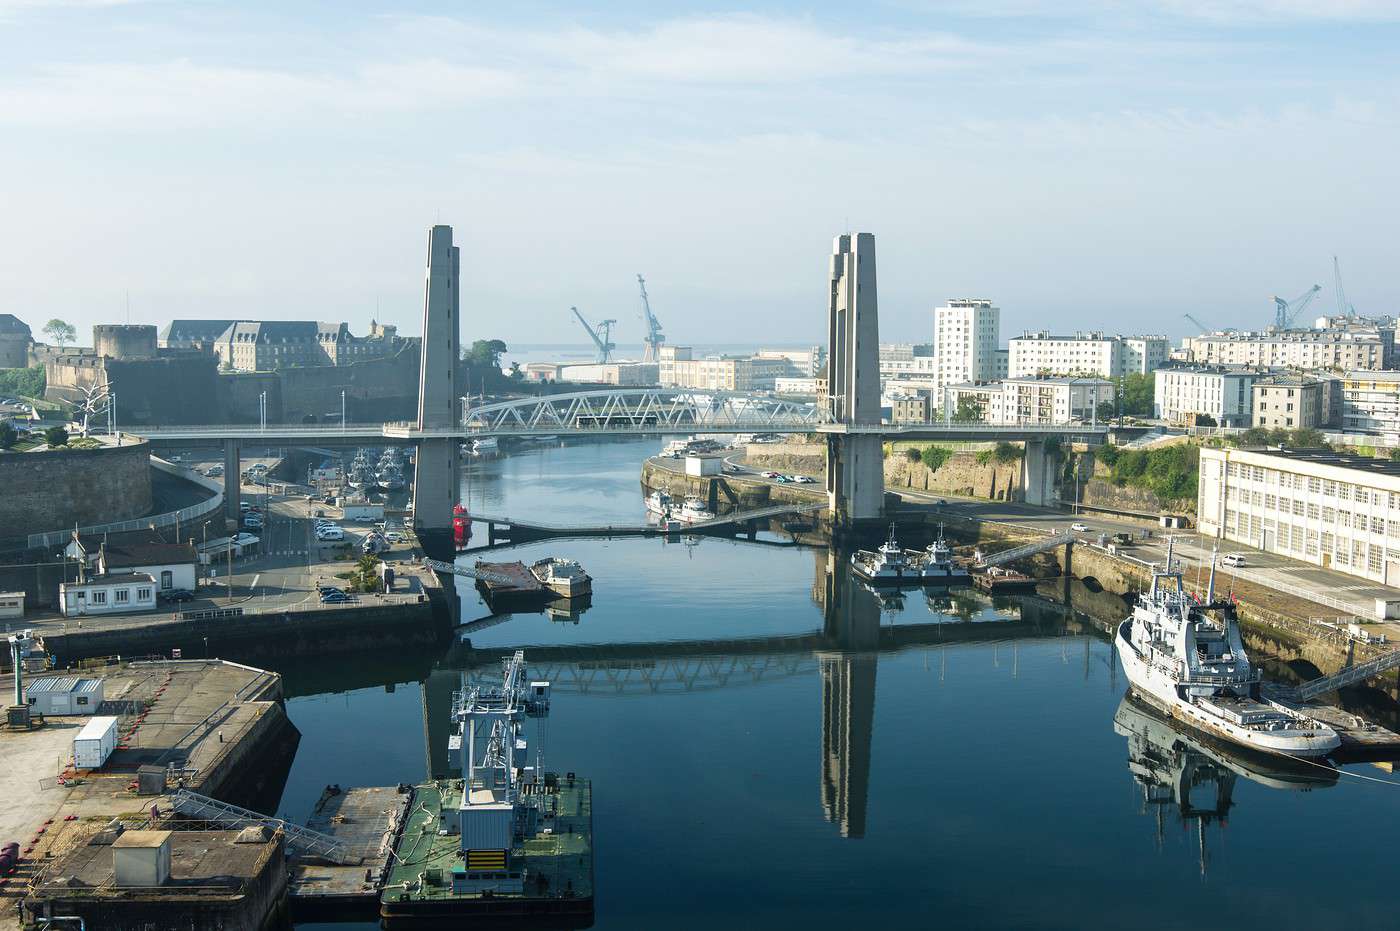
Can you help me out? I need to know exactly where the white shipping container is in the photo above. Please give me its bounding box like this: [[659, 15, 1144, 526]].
[[459, 803, 513, 852], [73, 715, 119, 769]]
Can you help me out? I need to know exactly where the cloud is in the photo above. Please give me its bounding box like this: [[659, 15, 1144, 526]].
[[905, 0, 1400, 22]]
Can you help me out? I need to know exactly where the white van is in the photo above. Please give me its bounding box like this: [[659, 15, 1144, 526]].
[[1220, 553, 1246, 567]]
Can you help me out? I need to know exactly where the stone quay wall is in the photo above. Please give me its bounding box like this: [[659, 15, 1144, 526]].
[[0, 441, 152, 538]]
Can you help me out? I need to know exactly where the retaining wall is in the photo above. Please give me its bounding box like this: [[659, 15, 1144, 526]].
[[884, 451, 1024, 501], [0, 440, 152, 539]]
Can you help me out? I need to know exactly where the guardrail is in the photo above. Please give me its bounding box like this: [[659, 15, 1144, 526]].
[[27, 458, 224, 550]]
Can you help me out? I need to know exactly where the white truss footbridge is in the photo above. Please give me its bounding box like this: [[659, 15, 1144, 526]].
[[457, 388, 824, 437]]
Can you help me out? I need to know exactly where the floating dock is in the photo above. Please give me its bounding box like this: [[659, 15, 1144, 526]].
[[288, 784, 414, 922], [379, 776, 594, 926], [474, 560, 551, 607]]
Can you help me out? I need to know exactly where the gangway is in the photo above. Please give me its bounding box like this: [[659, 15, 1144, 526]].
[[1293, 649, 1400, 701], [171, 789, 356, 864], [423, 558, 519, 586], [975, 533, 1072, 568]]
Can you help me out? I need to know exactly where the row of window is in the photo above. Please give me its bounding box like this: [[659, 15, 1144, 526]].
[[1223, 512, 1387, 573], [83, 586, 153, 605]]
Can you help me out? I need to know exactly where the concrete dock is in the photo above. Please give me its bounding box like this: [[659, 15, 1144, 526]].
[[288, 784, 413, 922]]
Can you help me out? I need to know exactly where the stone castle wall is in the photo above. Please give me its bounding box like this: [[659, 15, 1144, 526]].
[[0, 441, 152, 539], [883, 450, 1024, 501]]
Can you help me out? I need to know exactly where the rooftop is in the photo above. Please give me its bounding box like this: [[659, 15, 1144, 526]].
[[0, 313, 32, 336], [26, 676, 103, 695], [1247, 447, 1400, 477]]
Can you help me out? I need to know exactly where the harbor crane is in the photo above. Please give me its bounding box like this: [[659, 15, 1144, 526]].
[[571, 306, 616, 363], [1271, 284, 1322, 330], [1182, 313, 1214, 334], [1334, 255, 1357, 318], [637, 274, 665, 363]]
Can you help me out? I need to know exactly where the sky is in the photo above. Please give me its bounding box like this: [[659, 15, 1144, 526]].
[[1, 1, 1398, 349]]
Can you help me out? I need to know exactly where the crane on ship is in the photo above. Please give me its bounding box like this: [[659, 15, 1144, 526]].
[[571, 306, 616, 363], [1270, 284, 1322, 330], [637, 274, 665, 363]]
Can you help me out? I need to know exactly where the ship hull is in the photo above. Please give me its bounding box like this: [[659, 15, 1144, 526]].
[[1115, 619, 1339, 759]]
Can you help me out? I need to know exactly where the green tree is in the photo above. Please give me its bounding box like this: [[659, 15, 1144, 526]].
[[42, 319, 76, 348], [44, 425, 68, 446], [1096, 400, 1116, 421], [920, 446, 952, 471], [1118, 373, 1153, 416], [992, 441, 1021, 463], [464, 339, 507, 370], [1194, 413, 1217, 427], [1095, 443, 1120, 467], [953, 395, 983, 423], [1288, 428, 1325, 448], [0, 422, 16, 449], [0, 365, 45, 399]]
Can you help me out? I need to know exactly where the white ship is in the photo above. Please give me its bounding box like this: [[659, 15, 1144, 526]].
[[676, 496, 715, 523], [645, 490, 674, 517], [850, 526, 919, 585], [530, 557, 592, 598], [1115, 542, 1340, 760], [916, 532, 970, 584]]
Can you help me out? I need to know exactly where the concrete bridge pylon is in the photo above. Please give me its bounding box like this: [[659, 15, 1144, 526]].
[[411, 224, 462, 560], [823, 232, 885, 531]]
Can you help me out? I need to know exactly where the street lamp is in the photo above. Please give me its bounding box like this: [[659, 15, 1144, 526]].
[[341, 390, 346, 436], [259, 391, 267, 433]]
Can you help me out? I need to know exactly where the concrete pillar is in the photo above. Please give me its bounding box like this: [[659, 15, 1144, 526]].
[[817, 548, 877, 839], [823, 232, 885, 528], [411, 225, 462, 560], [223, 439, 241, 522], [1021, 440, 1055, 507]]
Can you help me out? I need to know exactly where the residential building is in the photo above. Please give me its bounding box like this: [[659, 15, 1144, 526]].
[[1251, 375, 1329, 430], [1198, 446, 1400, 586], [754, 347, 825, 377], [1154, 365, 1263, 428], [665, 357, 759, 391], [889, 388, 938, 424], [878, 343, 937, 380], [59, 571, 158, 617], [933, 299, 1000, 388], [944, 377, 1112, 425], [1008, 331, 1169, 379], [992, 348, 1009, 380], [0, 313, 34, 368], [1179, 327, 1390, 372], [1341, 371, 1400, 437], [158, 319, 237, 350], [63, 536, 199, 593]]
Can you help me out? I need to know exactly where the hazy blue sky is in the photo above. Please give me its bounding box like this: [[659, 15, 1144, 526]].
[[2, 1, 1397, 348]]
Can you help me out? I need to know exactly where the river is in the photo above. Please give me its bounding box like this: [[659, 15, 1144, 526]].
[[267, 438, 1400, 930]]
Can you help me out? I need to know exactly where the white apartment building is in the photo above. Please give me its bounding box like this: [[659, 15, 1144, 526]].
[[754, 347, 825, 377], [774, 377, 818, 395], [943, 377, 1112, 425], [1008, 332, 1169, 379], [934, 299, 1000, 388], [1180, 328, 1389, 371], [1198, 446, 1400, 589], [1251, 375, 1326, 430], [1154, 366, 1262, 428], [878, 343, 937, 379]]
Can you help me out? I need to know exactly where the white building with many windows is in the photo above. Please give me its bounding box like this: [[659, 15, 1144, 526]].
[[59, 572, 158, 617], [1198, 446, 1400, 588], [1008, 332, 1168, 379], [943, 376, 1112, 425], [1341, 371, 1400, 438], [1154, 365, 1263, 428], [933, 299, 1000, 388]]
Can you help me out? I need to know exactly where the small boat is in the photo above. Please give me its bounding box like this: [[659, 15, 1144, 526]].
[[915, 532, 971, 585], [676, 496, 715, 523], [972, 566, 1037, 593], [530, 558, 592, 598], [452, 505, 471, 550], [850, 526, 919, 585], [645, 490, 674, 517]]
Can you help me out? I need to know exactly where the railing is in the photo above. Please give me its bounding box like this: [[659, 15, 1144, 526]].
[[1295, 649, 1400, 700], [27, 457, 224, 549], [976, 534, 1073, 568], [171, 789, 356, 864]]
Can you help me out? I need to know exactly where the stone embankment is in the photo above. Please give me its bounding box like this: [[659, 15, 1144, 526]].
[[883, 451, 1024, 501], [640, 460, 823, 513]]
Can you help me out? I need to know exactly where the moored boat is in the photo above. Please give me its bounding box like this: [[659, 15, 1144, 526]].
[[530, 557, 593, 598]]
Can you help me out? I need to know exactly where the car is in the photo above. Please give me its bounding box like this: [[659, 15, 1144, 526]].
[[936, 499, 948, 506], [723, 465, 741, 474], [316, 528, 345, 542], [793, 475, 816, 484], [319, 591, 353, 604], [206, 465, 223, 476], [761, 471, 781, 479], [316, 583, 345, 596], [385, 530, 404, 543], [232, 532, 259, 546], [243, 516, 264, 529], [159, 589, 196, 603], [774, 475, 790, 483], [1221, 553, 1246, 567], [251, 463, 268, 474], [239, 502, 252, 512], [1070, 522, 1090, 532]]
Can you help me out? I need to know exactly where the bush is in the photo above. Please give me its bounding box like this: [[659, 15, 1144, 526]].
[[43, 425, 68, 447], [993, 441, 1021, 464], [0, 365, 45, 399], [1100, 443, 1198, 502], [0, 422, 15, 449], [904, 448, 922, 464], [1095, 444, 1120, 467], [920, 446, 952, 471]]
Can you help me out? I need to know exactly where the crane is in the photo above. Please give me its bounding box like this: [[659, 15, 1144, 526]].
[[1271, 284, 1321, 330], [571, 306, 616, 363], [637, 274, 664, 363], [1182, 314, 1214, 334], [1334, 256, 1356, 318]]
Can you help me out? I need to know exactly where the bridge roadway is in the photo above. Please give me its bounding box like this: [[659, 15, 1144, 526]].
[[467, 501, 827, 541]]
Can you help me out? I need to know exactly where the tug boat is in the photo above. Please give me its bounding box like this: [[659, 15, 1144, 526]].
[[850, 526, 919, 585], [916, 532, 971, 585], [1115, 542, 1340, 760]]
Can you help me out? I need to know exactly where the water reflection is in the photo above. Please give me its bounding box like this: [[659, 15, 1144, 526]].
[[1114, 695, 1337, 876]]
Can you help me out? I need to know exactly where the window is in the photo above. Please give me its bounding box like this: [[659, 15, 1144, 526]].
[[137, 588, 152, 600], [77, 696, 89, 706], [115, 589, 129, 604], [1370, 546, 1384, 575], [1307, 503, 1319, 520], [91, 590, 106, 605], [160, 571, 172, 590], [1374, 516, 1387, 535], [1292, 500, 1305, 517]]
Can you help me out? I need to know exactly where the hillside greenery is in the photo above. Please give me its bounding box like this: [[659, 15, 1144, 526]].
[[1095, 442, 1199, 502]]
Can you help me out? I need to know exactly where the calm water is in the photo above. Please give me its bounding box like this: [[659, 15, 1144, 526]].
[[266, 439, 1400, 930]]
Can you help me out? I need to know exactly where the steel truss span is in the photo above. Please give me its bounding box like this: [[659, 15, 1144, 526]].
[[460, 388, 823, 436]]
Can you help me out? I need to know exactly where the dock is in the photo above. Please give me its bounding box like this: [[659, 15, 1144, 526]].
[[474, 560, 552, 607], [288, 784, 414, 922]]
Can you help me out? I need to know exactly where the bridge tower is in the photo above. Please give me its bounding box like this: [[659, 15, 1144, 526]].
[[817, 548, 878, 838], [412, 224, 462, 560], [823, 233, 885, 530]]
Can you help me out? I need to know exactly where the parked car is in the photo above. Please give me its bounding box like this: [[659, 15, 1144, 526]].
[[243, 515, 264, 529], [792, 475, 816, 484], [159, 589, 196, 603], [761, 471, 780, 479], [1221, 553, 1246, 567], [316, 583, 345, 596], [385, 530, 404, 543], [1070, 522, 1090, 532], [316, 527, 345, 542], [319, 591, 353, 604]]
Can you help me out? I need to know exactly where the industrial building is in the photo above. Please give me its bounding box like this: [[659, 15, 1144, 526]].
[[25, 676, 105, 715], [658, 347, 788, 391], [1198, 446, 1400, 588], [1008, 331, 1168, 379], [555, 362, 658, 385], [1154, 365, 1263, 428]]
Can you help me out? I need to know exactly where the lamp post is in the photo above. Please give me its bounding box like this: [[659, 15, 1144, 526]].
[[259, 391, 267, 433], [341, 390, 346, 436]]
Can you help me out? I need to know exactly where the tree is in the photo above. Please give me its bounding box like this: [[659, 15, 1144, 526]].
[[920, 446, 952, 471], [953, 395, 984, 423], [1096, 400, 1116, 421], [0, 365, 45, 399], [1118, 373, 1153, 416], [44, 425, 68, 446], [42, 319, 76, 348], [0, 422, 16, 449], [464, 339, 507, 370], [1194, 413, 1217, 427], [509, 362, 523, 381]]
